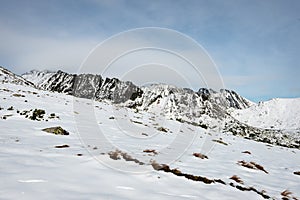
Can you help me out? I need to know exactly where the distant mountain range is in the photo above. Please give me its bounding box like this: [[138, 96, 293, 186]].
[[1, 66, 299, 148]]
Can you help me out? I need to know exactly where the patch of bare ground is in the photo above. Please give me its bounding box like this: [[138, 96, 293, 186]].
[[143, 149, 158, 155], [12, 93, 25, 97], [281, 189, 298, 200], [242, 151, 251, 155], [193, 153, 208, 159], [229, 175, 244, 184], [130, 119, 143, 125], [229, 182, 270, 199], [105, 150, 274, 199], [212, 138, 228, 145], [293, 171, 300, 176], [237, 160, 268, 174], [54, 144, 69, 148], [108, 150, 144, 165], [157, 127, 168, 133], [151, 161, 225, 185]]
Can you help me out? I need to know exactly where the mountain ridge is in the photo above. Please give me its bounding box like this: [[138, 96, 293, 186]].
[[1, 66, 299, 148], [0, 66, 35, 87]]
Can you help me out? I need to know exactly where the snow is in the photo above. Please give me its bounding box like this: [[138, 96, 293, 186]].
[[1, 82, 300, 200], [230, 98, 300, 130], [21, 70, 55, 86], [0, 66, 33, 86]]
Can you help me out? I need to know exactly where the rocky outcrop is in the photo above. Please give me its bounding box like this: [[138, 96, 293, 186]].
[[22, 70, 143, 103]]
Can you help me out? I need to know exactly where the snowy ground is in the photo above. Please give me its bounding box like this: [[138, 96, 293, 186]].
[[0, 83, 299, 200]]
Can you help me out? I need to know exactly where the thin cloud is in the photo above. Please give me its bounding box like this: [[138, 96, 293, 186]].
[[0, 0, 299, 101]]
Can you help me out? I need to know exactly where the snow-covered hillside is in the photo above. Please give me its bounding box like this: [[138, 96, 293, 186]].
[[0, 66, 34, 86], [1, 68, 300, 199], [22, 70, 55, 86], [230, 98, 300, 130], [20, 69, 300, 149]]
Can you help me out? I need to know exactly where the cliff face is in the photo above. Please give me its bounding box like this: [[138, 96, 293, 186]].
[[22, 70, 144, 103]]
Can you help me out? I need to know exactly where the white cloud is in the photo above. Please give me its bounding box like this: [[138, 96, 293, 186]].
[[0, 26, 101, 74]]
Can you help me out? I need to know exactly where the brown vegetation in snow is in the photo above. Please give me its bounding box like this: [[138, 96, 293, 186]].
[[237, 160, 268, 174]]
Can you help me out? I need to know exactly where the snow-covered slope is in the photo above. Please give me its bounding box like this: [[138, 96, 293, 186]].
[[126, 84, 253, 125], [19, 69, 300, 149], [0, 81, 299, 200], [22, 70, 55, 86], [0, 66, 34, 86], [231, 98, 300, 130]]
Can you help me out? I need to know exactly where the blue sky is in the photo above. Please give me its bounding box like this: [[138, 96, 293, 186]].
[[0, 0, 299, 102]]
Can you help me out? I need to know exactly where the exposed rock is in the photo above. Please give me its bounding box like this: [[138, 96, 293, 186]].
[[193, 152, 208, 159], [55, 144, 69, 148], [293, 171, 300, 176], [143, 149, 158, 155], [157, 127, 168, 133], [42, 126, 69, 135], [7, 106, 14, 111], [29, 109, 45, 121]]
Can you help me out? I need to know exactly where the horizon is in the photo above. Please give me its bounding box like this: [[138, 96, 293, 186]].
[[1, 0, 299, 102]]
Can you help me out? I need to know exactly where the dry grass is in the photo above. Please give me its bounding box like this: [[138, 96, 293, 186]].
[[212, 138, 228, 146], [108, 150, 144, 165], [229, 182, 270, 199], [280, 189, 299, 200], [242, 151, 252, 155], [193, 153, 208, 159], [143, 149, 158, 155], [281, 190, 292, 197], [237, 160, 268, 174], [230, 175, 244, 184], [150, 161, 223, 185]]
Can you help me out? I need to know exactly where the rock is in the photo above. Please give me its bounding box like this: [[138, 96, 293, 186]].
[[55, 144, 69, 148], [294, 171, 300, 175], [157, 127, 168, 133], [7, 106, 14, 111], [42, 126, 69, 135], [193, 153, 208, 159], [29, 109, 45, 120]]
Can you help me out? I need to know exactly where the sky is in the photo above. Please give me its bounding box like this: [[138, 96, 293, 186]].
[[0, 0, 299, 102]]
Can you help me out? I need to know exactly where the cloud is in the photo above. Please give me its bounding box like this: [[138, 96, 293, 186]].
[[0, 25, 101, 74], [0, 0, 299, 101]]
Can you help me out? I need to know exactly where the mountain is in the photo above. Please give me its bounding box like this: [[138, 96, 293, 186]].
[[22, 69, 251, 126], [22, 69, 56, 86], [22, 70, 143, 103], [230, 98, 300, 130], [22, 69, 252, 109], [0, 66, 34, 86], [21, 69, 300, 149]]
